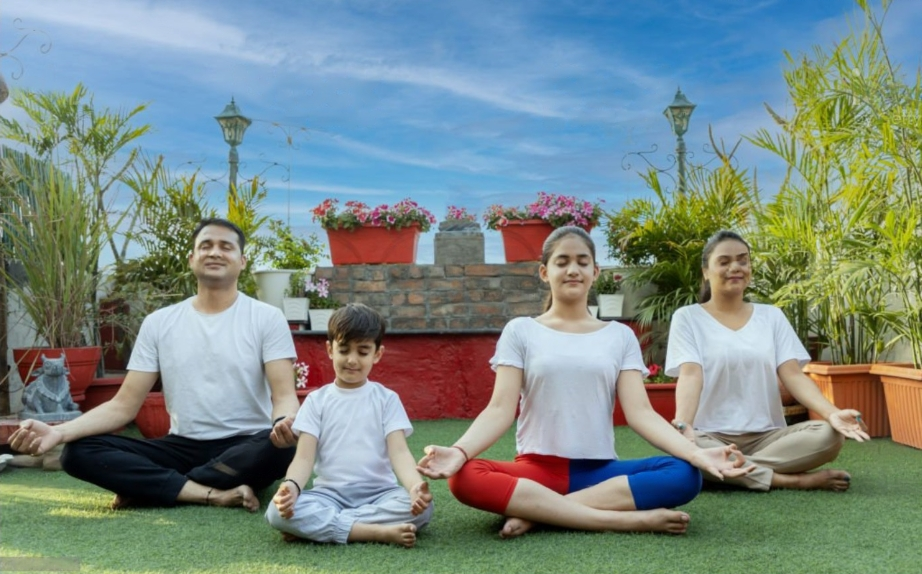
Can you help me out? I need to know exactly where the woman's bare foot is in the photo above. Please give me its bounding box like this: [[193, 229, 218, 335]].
[[349, 523, 418, 548], [772, 469, 851, 491], [208, 485, 259, 511], [500, 517, 535, 539]]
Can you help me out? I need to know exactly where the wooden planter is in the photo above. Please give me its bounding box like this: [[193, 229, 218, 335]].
[[326, 224, 421, 265], [803, 362, 890, 437], [614, 383, 676, 426], [869, 363, 922, 449]]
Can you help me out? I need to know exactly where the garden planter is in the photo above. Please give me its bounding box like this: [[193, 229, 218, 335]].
[[12, 346, 102, 403], [598, 294, 625, 319], [804, 362, 891, 437], [326, 224, 421, 265], [309, 309, 335, 332], [254, 269, 296, 310], [135, 391, 171, 439], [80, 375, 125, 412], [870, 363, 922, 449], [499, 220, 554, 262], [282, 297, 310, 322], [588, 305, 598, 318], [614, 383, 676, 426]]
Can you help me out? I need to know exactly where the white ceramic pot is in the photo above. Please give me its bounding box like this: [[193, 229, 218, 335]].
[[253, 269, 296, 310], [309, 309, 335, 332], [598, 294, 625, 319], [282, 297, 310, 322]]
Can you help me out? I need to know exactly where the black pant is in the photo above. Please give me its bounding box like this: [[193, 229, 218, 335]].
[[60, 430, 295, 506]]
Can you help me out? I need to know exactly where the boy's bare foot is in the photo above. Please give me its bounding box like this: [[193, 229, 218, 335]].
[[349, 523, 418, 548], [773, 469, 851, 491], [208, 485, 259, 511], [281, 532, 301, 543], [500, 517, 535, 539]]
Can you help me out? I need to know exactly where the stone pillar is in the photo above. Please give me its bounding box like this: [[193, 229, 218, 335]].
[[434, 220, 484, 265]]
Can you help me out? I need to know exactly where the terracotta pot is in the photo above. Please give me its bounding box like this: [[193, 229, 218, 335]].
[[12, 347, 102, 403], [870, 363, 922, 449], [80, 376, 125, 412], [803, 362, 891, 437], [499, 220, 554, 262], [326, 224, 421, 265], [135, 392, 170, 439], [614, 383, 676, 426]]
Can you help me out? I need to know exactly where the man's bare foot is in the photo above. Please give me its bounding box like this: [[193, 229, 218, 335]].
[[349, 523, 418, 548], [500, 516, 535, 539], [110, 494, 136, 510], [773, 469, 851, 491], [208, 485, 259, 512]]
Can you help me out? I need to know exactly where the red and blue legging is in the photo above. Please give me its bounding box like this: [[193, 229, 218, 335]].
[[448, 453, 702, 514]]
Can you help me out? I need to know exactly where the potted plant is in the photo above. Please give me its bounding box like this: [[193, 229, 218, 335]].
[[250, 219, 324, 309], [311, 198, 436, 265], [282, 271, 311, 325], [305, 277, 340, 332], [614, 363, 677, 425], [1, 150, 110, 403], [483, 192, 603, 262], [594, 269, 625, 319]]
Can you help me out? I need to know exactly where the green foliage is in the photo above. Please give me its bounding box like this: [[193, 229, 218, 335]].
[[250, 219, 324, 271], [0, 148, 112, 347], [225, 177, 271, 296], [605, 160, 757, 351], [593, 269, 624, 295]]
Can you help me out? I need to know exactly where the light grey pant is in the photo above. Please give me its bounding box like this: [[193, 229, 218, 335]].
[[265, 485, 433, 544], [694, 420, 845, 491]]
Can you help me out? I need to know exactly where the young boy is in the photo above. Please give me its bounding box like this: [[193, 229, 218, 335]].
[[265, 303, 433, 547]]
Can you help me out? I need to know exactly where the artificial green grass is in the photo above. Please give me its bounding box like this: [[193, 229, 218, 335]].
[[1, 420, 920, 574]]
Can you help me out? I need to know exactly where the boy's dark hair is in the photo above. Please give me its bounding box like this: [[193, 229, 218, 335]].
[[327, 303, 386, 348], [191, 218, 246, 251]]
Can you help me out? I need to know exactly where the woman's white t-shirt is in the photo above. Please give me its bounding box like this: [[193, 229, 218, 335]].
[[490, 317, 647, 460], [665, 303, 810, 434]]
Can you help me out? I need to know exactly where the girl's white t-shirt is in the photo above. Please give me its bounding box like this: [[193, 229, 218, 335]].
[[665, 303, 810, 434], [490, 317, 647, 460]]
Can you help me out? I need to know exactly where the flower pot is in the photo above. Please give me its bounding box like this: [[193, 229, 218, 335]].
[[135, 392, 171, 439], [12, 347, 102, 403], [326, 224, 421, 265], [309, 309, 335, 332], [614, 383, 676, 426], [254, 269, 296, 310], [282, 297, 310, 322], [598, 294, 625, 319], [499, 220, 554, 262], [870, 363, 922, 449], [79, 376, 125, 412], [804, 362, 890, 437]]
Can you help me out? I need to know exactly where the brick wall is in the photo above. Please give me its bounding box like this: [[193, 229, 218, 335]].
[[314, 263, 548, 330]]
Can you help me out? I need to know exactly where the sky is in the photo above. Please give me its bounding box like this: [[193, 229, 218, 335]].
[[1, 0, 920, 266]]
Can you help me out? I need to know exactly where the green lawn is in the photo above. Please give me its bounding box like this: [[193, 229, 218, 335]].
[[1, 420, 920, 574]]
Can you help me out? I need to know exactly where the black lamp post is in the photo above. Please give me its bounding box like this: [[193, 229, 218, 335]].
[[662, 88, 696, 194], [214, 97, 252, 195]]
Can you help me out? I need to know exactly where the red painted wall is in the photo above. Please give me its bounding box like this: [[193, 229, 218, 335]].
[[294, 332, 499, 420]]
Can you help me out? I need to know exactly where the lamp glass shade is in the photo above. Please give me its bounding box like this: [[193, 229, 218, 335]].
[[663, 88, 696, 137], [215, 98, 252, 147]]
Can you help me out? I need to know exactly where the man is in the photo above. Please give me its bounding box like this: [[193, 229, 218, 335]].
[[10, 218, 301, 511]]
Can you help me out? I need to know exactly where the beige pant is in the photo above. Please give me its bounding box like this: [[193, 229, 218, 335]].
[[694, 421, 844, 491]]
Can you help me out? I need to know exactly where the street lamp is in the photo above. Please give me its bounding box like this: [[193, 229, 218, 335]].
[[214, 97, 252, 195], [662, 88, 696, 194]]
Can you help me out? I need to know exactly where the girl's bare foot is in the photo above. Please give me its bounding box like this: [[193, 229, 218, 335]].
[[773, 469, 851, 491], [500, 517, 535, 539], [209, 485, 259, 511], [349, 523, 418, 548], [632, 509, 690, 534]]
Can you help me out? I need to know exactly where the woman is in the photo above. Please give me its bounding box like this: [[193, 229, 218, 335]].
[[665, 230, 869, 492], [417, 226, 752, 537]]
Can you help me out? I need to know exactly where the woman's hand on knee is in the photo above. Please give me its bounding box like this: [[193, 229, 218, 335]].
[[416, 445, 466, 479]]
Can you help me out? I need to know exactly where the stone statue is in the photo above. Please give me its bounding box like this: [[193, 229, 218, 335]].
[[438, 218, 481, 233], [21, 355, 81, 422]]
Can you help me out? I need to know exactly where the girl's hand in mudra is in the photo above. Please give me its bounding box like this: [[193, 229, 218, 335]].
[[416, 445, 467, 479], [690, 444, 755, 480]]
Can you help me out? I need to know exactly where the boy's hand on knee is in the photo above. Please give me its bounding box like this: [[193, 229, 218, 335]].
[[273, 484, 296, 519], [409, 481, 432, 516]]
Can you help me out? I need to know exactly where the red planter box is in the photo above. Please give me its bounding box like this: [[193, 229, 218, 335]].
[[613, 383, 676, 426], [499, 220, 595, 262], [326, 224, 421, 265], [12, 347, 102, 402]]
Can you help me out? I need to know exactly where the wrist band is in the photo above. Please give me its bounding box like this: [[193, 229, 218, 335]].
[[451, 445, 470, 462], [272, 416, 287, 426], [281, 478, 301, 496]]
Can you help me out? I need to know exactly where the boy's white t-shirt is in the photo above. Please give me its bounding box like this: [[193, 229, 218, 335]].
[[294, 381, 412, 497], [128, 294, 296, 440], [490, 317, 647, 460], [664, 303, 811, 434]]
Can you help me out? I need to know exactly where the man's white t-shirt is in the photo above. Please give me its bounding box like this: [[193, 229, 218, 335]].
[[665, 303, 810, 434], [490, 317, 647, 460], [293, 381, 412, 498], [128, 293, 296, 440]]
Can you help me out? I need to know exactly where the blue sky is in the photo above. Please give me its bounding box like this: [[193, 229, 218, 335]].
[[1, 0, 920, 266]]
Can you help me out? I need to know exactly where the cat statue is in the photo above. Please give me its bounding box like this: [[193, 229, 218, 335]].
[[21, 355, 81, 422]]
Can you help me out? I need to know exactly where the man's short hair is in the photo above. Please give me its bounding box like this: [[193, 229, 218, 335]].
[[191, 218, 246, 251], [327, 303, 386, 348]]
